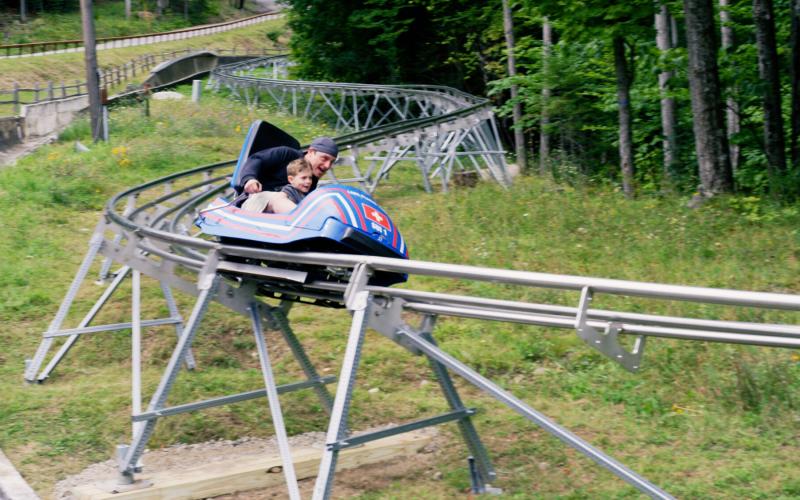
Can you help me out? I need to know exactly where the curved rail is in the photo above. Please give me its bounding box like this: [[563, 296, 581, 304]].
[[24, 58, 800, 500]]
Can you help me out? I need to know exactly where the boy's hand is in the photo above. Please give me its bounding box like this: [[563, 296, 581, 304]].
[[244, 179, 262, 193]]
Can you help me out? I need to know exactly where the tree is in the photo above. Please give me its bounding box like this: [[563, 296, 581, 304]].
[[792, 0, 800, 168], [683, 0, 734, 195], [280, 0, 800, 200], [79, 0, 102, 142], [614, 36, 635, 197], [753, 0, 787, 195], [719, 0, 741, 172], [540, 17, 552, 175], [502, 0, 527, 171], [655, 3, 679, 186], [540, 1, 657, 195], [156, 0, 169, 17], [285, 0, 499, 94]]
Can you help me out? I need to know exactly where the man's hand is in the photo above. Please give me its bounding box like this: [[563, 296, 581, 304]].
[[243, 179, 262, 194]]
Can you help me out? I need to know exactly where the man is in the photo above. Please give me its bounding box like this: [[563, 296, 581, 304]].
[[239, 136, 338, 213]]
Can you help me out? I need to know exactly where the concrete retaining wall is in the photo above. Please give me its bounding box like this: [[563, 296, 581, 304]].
[[0, 116, 23, 148], [0, 449, 40, 500], [20, 94, 88, 139]]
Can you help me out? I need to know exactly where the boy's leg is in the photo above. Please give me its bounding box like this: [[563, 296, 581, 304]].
[[241, 192, 277, 213], [269, 193, 298, 214]]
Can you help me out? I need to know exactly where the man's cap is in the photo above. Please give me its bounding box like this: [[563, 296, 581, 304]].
[[309, 137, 338, 158]]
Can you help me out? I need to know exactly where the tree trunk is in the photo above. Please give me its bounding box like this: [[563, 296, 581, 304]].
[[791, 0, 800, 168], [614, 36, 635, 198], [125, 0, 131, 19], [656, 4, 678, 186], [683, 0, 733, 195], [20, 0, 26, 22], [753, 0, 787, 194], [80, 0, 103, 142], [720, 0, 741, 172], [156, 0, 169, 17], [540, 18, 552, 175], [501, 0, 527, 171]]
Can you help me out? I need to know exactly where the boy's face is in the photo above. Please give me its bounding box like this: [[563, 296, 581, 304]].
[[288, 170, 313, 193]]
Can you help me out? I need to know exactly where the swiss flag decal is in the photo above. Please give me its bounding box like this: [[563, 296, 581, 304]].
[[363, 204, 390, 230]]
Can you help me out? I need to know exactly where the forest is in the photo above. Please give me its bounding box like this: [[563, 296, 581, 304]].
[[285, 0, 800, 201], [0, 0, 218, 31], [1, 0, 798, 201]]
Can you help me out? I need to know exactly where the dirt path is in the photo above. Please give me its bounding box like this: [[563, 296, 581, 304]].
[[0, 134, 57, 167]]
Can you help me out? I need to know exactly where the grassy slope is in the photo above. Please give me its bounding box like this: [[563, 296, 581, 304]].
[[0, 18, 287, 88], [1, 0, 269, 43], [0, 13, 799, 498], [0, 87, 799, 499]]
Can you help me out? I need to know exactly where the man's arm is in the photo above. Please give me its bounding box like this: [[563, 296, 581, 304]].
[[238, 151, 267, 192], [243, 178, 261, 193], [238, 146, 300, 193]]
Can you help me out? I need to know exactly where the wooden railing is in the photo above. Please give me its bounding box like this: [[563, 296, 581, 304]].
[[0, 47, 280, 116]]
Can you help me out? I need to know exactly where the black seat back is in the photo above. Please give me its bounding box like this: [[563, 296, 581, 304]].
[[230, 120, 302, 193]]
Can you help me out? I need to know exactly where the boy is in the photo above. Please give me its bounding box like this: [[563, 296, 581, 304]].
[[242, 158, 313, 214]]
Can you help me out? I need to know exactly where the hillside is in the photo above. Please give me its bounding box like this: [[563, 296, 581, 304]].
[[0, 85, 799, 498], [0, 0, 275, 44], [0, 18, 287, 88]]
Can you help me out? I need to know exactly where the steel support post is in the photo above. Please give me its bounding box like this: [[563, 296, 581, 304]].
[[118, 274, 220, 483], [33, 265, 130, 382], [131, 270, 143, 438], [352, 93, 360, 130], [470, 122, 504, 182], [249, 302, 301, 500], [265, 305, 335, 414], [415, 137, 434, 193], [419, 319, 495, 484], [363, 94, 381, 129], [99, 196, 135, 280], [160, 282, 196, 370], [25, 223, 106, 382], [487, 114, 512, 186], [311, 295, 372, 500]]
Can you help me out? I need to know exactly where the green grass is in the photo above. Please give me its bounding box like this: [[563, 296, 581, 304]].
[[0, 17, 288, 89], [1, 86, 800, 499], [1, 0, 265, 44]]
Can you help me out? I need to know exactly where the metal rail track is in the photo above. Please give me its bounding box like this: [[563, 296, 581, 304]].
[[23, 63, 800, 499]]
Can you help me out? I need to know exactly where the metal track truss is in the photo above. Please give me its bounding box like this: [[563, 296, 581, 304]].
[[210, 55, 511, 192]]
